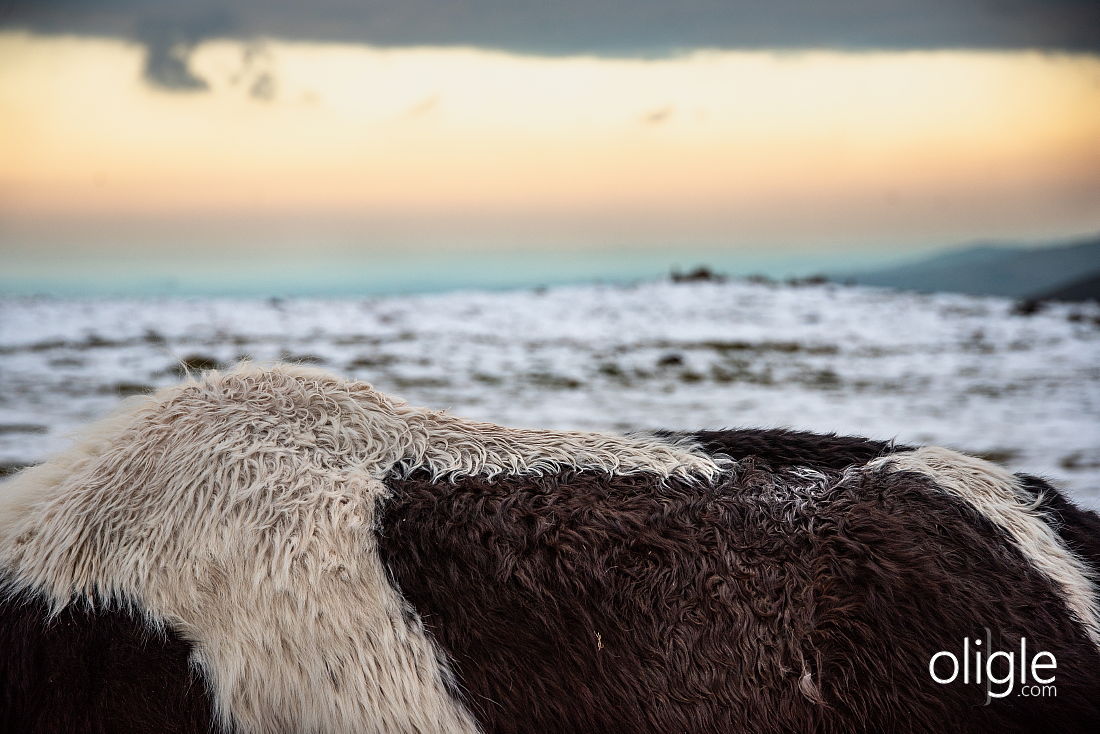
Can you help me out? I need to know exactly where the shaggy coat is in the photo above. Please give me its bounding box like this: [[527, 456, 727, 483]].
[[1, 363, 1098, 733]]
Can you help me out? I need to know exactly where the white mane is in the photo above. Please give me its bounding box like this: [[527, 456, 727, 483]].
[[870, 448, 1100, 648], [0, 362, 725, 734]]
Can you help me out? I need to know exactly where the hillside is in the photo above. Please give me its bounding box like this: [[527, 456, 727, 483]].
[[844, 235, 1100, 298], [1034, 270, 1100, 302]]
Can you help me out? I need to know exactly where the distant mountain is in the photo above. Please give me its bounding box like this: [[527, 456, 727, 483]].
[[843, 236, 1100, 298], [1033, 270, 1100, 303]]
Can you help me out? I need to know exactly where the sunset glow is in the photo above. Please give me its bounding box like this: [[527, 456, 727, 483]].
[[2, 32, 1099, 255]]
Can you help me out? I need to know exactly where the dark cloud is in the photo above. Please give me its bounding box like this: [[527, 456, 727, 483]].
[[134, 10, 235, 90], [233, 42, 276, 101], [5, 1, 1099, 91], [139, 32, 208, 91]]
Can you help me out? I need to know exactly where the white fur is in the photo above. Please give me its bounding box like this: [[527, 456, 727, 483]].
[[870, 447, 1100, 648], [0, 362, 724, 734]]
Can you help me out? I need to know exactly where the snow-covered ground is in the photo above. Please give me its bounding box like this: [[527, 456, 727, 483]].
[[2, 279, 1098, 507]]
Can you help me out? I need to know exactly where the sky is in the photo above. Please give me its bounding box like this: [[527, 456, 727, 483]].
[[1, 1, 1099, 294]]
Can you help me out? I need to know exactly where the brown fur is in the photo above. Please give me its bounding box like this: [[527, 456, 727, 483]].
[[380, 462, 1100, 733]]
